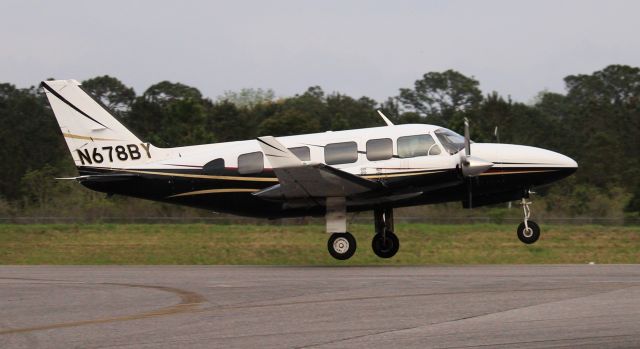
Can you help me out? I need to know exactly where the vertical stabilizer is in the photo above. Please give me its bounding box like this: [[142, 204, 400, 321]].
[[41, 79, 153, 168]]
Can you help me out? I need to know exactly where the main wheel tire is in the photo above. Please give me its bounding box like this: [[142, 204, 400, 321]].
[[328, 232, 357, 260], [371, 230, 400, 258], [517, 221, 540, 244]]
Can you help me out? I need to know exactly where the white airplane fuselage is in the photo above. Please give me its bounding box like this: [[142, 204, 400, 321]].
[[75, 123, 577, 218]]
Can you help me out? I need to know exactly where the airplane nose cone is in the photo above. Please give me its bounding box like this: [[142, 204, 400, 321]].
[[471, 143, 577, 168], [542, 150, 578, 171], [466, 143, 578, 185], [562, 154, 578, 169]]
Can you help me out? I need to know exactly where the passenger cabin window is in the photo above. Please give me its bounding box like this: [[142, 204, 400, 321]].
[[397, 134, 441, 158], [238, 151, 264, 174], [203, 158, 225, 174], [366, 138, 393, 161], [288, 146, 311, 161], [325, 141, 358, 165]]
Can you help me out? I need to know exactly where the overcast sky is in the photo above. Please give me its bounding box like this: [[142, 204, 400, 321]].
[[1, 0, 638, 103]]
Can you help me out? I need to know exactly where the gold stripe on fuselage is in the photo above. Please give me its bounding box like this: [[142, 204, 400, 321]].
[[63, 132, 122, 141], [480, 169, 557, 176], [362, 170, 447, 179], [169, 188, 259, 198], [121, 168, 447, 182], [119, 169, 279, 182]]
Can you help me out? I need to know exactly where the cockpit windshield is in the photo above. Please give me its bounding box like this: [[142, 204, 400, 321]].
[[434, 128, 466, 154]]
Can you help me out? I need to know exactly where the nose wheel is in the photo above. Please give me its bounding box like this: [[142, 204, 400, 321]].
[[517, 197, 540, 244]]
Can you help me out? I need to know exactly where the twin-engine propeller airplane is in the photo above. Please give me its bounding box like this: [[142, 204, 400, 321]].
[[42, 79, 577, 260]]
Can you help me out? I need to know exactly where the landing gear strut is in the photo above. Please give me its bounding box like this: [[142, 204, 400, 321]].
[[326, 197, 357, 260], [372, 208, 399, 258], [517, 197, 540, 244]]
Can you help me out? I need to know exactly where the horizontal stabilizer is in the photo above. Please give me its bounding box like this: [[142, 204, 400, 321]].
[[56, 174, 138, 182]]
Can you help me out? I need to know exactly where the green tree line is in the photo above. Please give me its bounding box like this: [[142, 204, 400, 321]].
[[1, 64, 638, 219]]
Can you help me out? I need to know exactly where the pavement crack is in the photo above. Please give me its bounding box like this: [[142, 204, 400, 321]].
[[439, 334, 636, 348]]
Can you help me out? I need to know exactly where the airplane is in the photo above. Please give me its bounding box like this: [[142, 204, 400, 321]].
[[41, 79, 578, 260]]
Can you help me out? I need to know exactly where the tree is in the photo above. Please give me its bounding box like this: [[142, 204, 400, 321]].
[[561, 65, 640, 190], [565, 65, 640, 106], [81, 76, 135, 116], [208, 100, 252, 142], [258, 108, 321, 136], [325, 94, 379, 130], [142, 81, 202, 105], [398, 69, 482, 126], [129, 81, 213, 146], [218, 88, 275, 108], [378, 97, 401, 120], [257, 86, 329, 135], [626, 183, 640, 214], [467, 92, 513, 143], [0, 84, 67, 199], [20, 164, 61, 209]]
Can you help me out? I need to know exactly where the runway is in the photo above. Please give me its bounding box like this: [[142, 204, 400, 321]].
[[1, 265, 639, 348]]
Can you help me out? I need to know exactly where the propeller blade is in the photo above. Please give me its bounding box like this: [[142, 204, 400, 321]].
[[464, 118, 471, 157], [459, 117, 493, 176], [467, 178, 473, 208]]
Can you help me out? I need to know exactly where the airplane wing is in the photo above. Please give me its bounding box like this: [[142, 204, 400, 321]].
[[255, 136, 381, 201]]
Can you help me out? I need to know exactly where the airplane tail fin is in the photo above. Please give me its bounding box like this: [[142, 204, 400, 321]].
[[41, 79, 153, 168]]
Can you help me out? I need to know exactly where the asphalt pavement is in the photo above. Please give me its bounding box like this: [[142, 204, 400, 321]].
[[1, 265, 639, 348]]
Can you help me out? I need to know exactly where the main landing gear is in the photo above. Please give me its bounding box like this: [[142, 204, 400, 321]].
[[517, 197, 540, 244], [327, 232, 357, 260], [325, 198, 358, 260], [325, 198, 400, 260], [372, 208, 399, 258]]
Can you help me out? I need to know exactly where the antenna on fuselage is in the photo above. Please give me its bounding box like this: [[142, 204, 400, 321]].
[[376, 110, 394, 126]]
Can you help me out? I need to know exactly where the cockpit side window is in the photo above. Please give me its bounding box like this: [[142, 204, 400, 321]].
[[434, 128, 466, 155], [397, 134, 440, 158]]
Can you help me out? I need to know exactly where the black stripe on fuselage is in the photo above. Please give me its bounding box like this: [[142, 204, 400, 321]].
[[76, 165, 573, 183]]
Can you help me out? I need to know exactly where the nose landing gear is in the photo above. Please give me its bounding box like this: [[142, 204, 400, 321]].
[[517, 197, 540, 244]]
